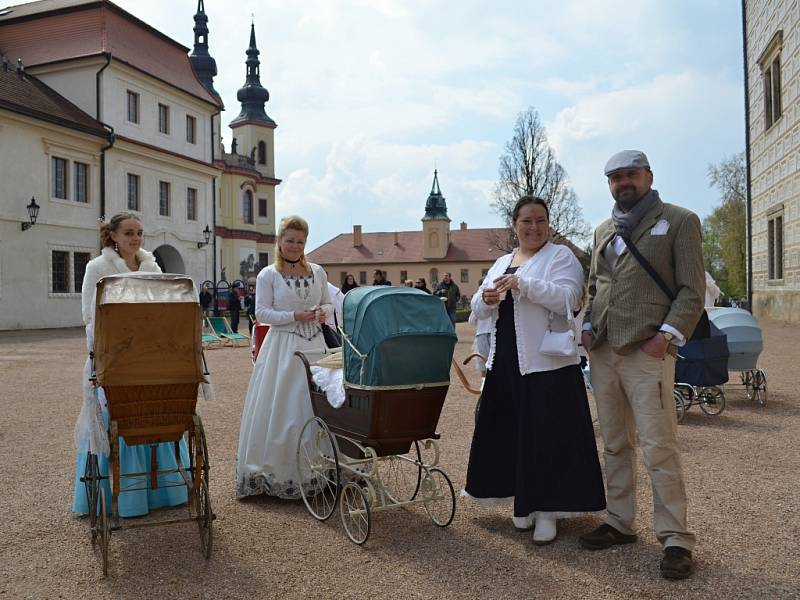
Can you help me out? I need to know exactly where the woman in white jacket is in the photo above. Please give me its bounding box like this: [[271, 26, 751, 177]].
[[72, 213, 188, 517], [236, 215, 333, 498], [463, 197, 605, 545]]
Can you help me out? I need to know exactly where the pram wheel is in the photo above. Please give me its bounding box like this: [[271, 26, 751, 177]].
[[97, 486, 110, 577], [751, 369, 767, 406], [197, 478, 213, 559], [381, 441, 422, 504], [699, 386, 726, 416], [421, 467, 456, 527], [340, 481, 371, 545], [82, 452, 100, 534], [297, 417, 341, 521], [673, 389, 687, 422]]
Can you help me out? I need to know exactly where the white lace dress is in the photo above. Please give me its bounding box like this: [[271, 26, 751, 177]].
[[235, 264, 333, 498]]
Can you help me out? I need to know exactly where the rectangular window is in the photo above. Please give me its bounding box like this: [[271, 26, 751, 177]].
[[461, 269, 469, 283], [359, 271, 367, 284], [186, 115, 196, 144], [74, 162, 88, 203], [768, 214, 784, 280], [126, 90, 139, 123], [73, 252, 90, 293], [127, 173, 140, 211], [187, 187, 197, 221], [159, 181, 170, 216], [158, 103, 170, 134], [340, 272, 348, 284], [259, 252, 269, 269], [761, 35, 783, 131], [52, 250, 70, 293], [400, 270, 408, 283], [52, 157, 67, 199], [258, 197, 268, 218]]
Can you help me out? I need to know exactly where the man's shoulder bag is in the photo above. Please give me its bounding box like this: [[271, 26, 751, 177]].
[[621, 238, 710, 341]]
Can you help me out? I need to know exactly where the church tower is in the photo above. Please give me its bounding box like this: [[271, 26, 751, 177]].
[[422, 170, 451, 259], [188, 0, 219, 98], [230, 23, 276, 179]]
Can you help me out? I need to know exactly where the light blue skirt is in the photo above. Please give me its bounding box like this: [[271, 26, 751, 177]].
[[72, 403, 190, 517]]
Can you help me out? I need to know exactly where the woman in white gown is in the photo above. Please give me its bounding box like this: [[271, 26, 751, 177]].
[[236, 215, 333, 498]]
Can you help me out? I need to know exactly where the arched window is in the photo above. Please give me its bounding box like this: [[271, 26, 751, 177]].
[[242, 190, 254, 224], [430, 268, 439, 285], [257, 141, 267, 165]]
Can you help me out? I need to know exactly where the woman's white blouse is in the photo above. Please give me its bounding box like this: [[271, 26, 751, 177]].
[[471, 241, 584, 375], [255, 263, 333, 330]]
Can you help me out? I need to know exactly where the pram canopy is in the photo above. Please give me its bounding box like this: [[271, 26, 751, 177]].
[[707, 308, 763, 370], [93, 273, 204, 388], [675, 321, 729, 387], [342, 286, 457, 388]]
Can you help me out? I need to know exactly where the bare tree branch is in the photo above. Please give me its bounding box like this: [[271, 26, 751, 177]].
[[492, 106, 590, 248]]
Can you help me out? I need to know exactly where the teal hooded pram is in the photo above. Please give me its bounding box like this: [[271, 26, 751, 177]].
[[298, 286, 457, 456]]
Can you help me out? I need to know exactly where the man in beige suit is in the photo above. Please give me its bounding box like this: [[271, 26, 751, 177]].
[[579, 151, 704, 580]]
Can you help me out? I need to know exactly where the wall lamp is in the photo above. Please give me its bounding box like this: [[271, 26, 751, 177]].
[[21, 197, 39, 231], [197, 224, 212, 248]]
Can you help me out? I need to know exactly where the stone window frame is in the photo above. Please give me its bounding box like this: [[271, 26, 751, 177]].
[[186, 114, 197, 144], [758, 30, 784, 132], [767, 204, 784, 282], [42, 138, 97, 208], [460, 268, 469, 283], [187, 187, 198, 221], [158, 180, 171, 217], [48, 244, 95, 299], [126, 90, 140, 124], [157, 102, 170, 135]]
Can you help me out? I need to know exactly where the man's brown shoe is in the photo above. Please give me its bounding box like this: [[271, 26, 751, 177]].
[[660, 546, 693, 580], [579, 524, 638, 550]]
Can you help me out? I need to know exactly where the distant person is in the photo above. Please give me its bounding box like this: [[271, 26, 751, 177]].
[[199, 286, 213, 316], [414, 278, 431, 294], [404, 280, 414, 288], [373, 270, 391, 286], [435, 272, 461, 326], [705, 271, 721, 307], [244, 287, 256, 335], [228, 288, 241, 332], [341, 274, 359, 294]]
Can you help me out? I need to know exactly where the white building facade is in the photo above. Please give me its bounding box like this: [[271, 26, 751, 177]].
[[0, 0, 224, 329], [744, 0, 800, 321]]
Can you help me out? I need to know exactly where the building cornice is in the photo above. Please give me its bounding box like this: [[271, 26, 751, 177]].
[[215, 226, 276, 244], [214, 161, 281, 185], [0, 103, 107, 139], [229, 118, 277, 130], [115, 135, 222, 175]]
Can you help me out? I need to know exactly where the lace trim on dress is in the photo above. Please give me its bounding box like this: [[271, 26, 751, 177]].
[[236, 470, 337, 500]]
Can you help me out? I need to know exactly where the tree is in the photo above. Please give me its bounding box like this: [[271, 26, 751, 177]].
[[703, 152, 746, 298], [491, 106, 590, 251]]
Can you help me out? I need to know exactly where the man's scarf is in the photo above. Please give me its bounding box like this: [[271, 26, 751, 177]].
[[612, 188, 659, 240]]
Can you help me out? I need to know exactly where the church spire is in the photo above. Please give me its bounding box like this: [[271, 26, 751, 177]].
[[189, 0, 219, 98], [423, 169, 450, 221], [230, 23, 275, 127]]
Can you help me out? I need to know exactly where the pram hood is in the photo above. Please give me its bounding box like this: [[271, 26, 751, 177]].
[[93, 273, 204, 387], [708, 307, 763, 370], [342, 286, 457, 388]]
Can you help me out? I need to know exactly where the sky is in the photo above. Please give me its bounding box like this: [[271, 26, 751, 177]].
[[112, 0, 746, 250]]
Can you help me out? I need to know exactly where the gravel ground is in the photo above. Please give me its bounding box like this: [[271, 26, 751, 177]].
[[1, 320, 799, 599]]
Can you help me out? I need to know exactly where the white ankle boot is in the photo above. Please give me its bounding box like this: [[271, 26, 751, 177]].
[[533, 516, 557, 545]]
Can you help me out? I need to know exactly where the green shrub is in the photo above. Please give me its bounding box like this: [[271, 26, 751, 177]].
[[455, 307, 471, 323]]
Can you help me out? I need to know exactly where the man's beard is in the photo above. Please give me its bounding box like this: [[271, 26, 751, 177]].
[[613, 187, 641, 211]]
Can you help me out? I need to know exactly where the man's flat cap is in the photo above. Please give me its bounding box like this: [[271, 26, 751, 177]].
[[604, 150, 650, 176]]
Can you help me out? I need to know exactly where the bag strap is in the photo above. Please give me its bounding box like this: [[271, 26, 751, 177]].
[[621, 238, 676, 302], [546, 292, 578, 332]]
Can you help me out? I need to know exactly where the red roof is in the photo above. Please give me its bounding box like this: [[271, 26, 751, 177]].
[[0, 53, 107, 137], [0, 0, 222, 107], [307, 228, 509, 265]]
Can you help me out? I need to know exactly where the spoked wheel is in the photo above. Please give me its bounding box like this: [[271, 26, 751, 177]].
[[297, 417, 341, 521], [420, 467, 456, 527], [339, 481, 371, 545], [699, 386, 726, 416], [673, 389, 687, 423], [97, 486, 110, 577], [83, 452, 100, 535], [381, 441, 422, 504], [197, 477, 213, 558], [753, 369, 768, 406]]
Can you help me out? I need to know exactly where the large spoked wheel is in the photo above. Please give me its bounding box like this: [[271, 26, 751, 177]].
[[297, 417, 341, 521], [421, 467, 456, 527], [83, 452, 100, 535], [339, 481, 371, 545], [382, 441, 422, 504], [197, 477, 213, 558], [97, 486, 110, 577], [673, 389, 687, 423], [699, 386, 726, 416]]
